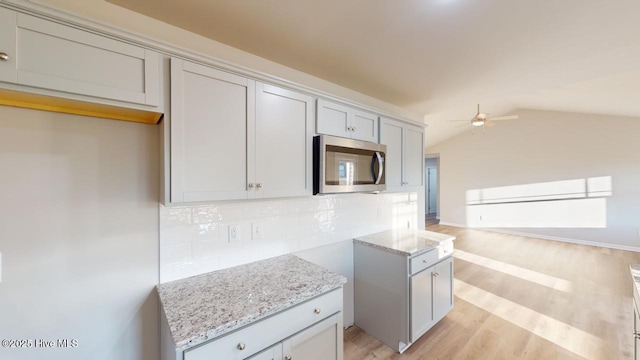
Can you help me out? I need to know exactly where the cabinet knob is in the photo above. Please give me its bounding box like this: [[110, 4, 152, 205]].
[[237, 342, 246, 350], [422, 260, 429, 264], [352, 126, 356, 131], [0, 53, 9, 61], [256, 183, 263, 189], [248, 183, 255, 189], [314, 308, 321, 314], [285, 355, 292, 360]]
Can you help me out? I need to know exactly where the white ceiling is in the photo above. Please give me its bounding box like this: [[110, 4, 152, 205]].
[[107, 0, 640, 147]]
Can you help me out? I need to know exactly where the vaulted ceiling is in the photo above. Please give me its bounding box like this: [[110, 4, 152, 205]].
[[107, 0, 640, 147]]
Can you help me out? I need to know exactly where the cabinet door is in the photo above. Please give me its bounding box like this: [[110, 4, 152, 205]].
[[410, 267, 434, 342], [15, 14, 159, 106], [0, 7, 17, 83], [282, 315, 341, 360], [245, 343, 283, 360], [635, 301, 640, 360], [171, 58, 255, 202], [433, 257, 454, 323], [379, 117, 404, 191], [255, 83, 312, 199], [316, 99, 350, 138], [350, 109, 378, 142], [404, 124, 424, 187]]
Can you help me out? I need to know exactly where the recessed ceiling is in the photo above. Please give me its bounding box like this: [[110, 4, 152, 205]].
[[107, 0, 640, 147]]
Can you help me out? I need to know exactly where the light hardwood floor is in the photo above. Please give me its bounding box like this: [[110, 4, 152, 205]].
[[344, 224, 640, 359]]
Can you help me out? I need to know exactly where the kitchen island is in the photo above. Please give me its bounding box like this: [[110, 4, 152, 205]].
[[158, 254, 346, 360], [354, 229, 455, 353], [630, 265, 640, 360]]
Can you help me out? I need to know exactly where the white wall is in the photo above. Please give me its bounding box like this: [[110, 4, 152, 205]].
[[159, 192, 419, 326], [427, 109, 640, 250], [0, 106, 159, 360]]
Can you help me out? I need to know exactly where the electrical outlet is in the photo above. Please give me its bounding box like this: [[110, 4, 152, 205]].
[[252, 222, 262, 241], [228, 224, 239, 243]]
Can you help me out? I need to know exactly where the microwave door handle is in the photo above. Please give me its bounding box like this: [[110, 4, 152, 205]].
[[372, 152, 383, 185]]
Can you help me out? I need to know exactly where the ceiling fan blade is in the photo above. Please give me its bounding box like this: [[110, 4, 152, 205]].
[[488, 115, 518, 121], [484, 121, 497, 127]]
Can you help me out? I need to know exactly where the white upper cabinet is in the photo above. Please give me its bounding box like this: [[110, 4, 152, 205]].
[[255, 82, 313, 199], [379, 117, 425, 191], [316, 99, 378, 142], [404, 125, 425, 187], [0, 7, 17, 83], [13, 13, 159, 106], [169, 58, 312, 203], [170, 58, 254, 202]]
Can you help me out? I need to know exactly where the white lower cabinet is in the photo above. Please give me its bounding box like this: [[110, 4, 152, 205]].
[[245, 314, 341, 360], [635, 299, 640, 360], [354, 241, 454, 353], [410, 256, 454, 342], [181, 289, 343, 360], [246, 344, 282, 360], [282, 315, 341, 360]]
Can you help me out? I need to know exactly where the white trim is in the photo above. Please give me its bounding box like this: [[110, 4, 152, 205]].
[[437, 222, 640, 253], [2, 0, 424, 126], [438, 221, 467, 228]]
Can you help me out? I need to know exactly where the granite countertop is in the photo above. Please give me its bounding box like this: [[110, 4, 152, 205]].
[[157, 254, 347, 351], [354, 228, 455, 257]]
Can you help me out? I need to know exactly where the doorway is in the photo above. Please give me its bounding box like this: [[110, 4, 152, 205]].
[[425, 156, 439, 221]]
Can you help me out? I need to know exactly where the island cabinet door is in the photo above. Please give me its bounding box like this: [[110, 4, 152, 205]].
[[410, 267, 434, 342], [432, 256, 454, 323], [282, 314, 342, 360], [245, 343, 283, 360], [635, 301, 640, 360]]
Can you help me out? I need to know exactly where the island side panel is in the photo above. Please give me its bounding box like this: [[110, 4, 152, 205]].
[[354, 243, 409, 352], [160, 305, 180, 360]]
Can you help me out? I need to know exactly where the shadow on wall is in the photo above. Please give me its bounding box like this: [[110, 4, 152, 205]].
[[465, 176, 612, 228]]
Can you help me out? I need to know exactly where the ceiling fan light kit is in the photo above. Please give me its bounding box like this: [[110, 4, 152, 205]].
[[448, 104, 519, 131]]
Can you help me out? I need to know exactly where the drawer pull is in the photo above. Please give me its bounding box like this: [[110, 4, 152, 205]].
[[285, 355, 292, 360], [314, 308, 321, 314], [422, 260, 429, 264], [0, 53, 9, 61], [237, 342, 246, 350]]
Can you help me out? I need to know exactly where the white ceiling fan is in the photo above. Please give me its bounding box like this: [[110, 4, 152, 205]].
[[449, 104, 518, 129]]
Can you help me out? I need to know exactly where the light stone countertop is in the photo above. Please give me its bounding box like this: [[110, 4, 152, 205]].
[[354, 228, 455, 256], [157, 254, 347, 351]]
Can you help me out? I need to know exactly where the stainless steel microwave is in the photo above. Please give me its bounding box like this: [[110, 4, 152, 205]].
[[313, 135, 386, 194]]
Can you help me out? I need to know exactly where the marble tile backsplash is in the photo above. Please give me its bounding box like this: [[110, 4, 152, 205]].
[[160, 192, 418, 283]]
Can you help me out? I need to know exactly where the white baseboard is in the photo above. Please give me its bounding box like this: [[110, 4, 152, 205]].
[[438, 221, 467, 228], [437, 222, 640, 253]]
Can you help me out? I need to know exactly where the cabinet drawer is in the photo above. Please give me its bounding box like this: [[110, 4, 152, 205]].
[[410, 241, 453, 275], [184, 288, 342, 360]]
